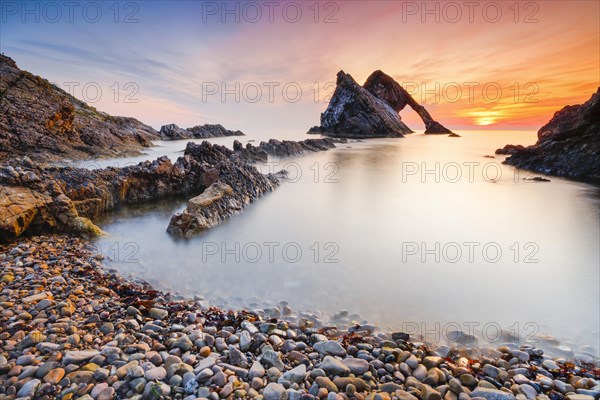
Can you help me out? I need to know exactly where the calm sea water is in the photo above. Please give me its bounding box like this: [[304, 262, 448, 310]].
[[90, 130, 600, 356]]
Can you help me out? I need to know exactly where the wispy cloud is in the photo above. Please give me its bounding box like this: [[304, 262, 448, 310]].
[[1, 0, 598, 132]]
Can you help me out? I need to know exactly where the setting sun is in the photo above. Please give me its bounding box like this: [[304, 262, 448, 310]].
[[476, 118, 495, 126]]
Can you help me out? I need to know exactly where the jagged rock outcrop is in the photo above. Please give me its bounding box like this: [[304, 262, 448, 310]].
[[307, 71, 412, 138], [168, 181, 236, 235], [0, 141, 281, 242], [167, 162, 280, 238], [167, 138, 344, 237], [495, 144, 525, 155], [1, 137, 338, 242], [258, 138, 341, 156], [159, 123, 244, 140], [187, 124, 244, 138], [0, 54, 159, 162], [159, 124, 191, 140], [0, 156, 195, 241], [363, 70, 453, 134], [233, 137, 344, 162], [496, 88, 600, 182], [233, 140, 268, 162]]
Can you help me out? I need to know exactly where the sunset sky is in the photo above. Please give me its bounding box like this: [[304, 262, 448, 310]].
[[1, 0, 599, 135]]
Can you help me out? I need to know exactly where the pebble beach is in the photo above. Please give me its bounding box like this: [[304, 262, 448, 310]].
[[0, 236, 598, 400]]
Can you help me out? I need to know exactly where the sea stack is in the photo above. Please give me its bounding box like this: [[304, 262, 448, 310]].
[[307, 71, 413, 138], [364, 70, 453, 134], [308, 69, 454, 137]]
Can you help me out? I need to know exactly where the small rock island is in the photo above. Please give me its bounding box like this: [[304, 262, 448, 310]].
[[159, 123, 245, 140]]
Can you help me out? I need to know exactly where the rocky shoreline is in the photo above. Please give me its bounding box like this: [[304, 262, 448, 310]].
[[1, 235, 598, 400], [167, 137, 341, 237], [0, 138, 342, 242], [496, 88, 600, 182]]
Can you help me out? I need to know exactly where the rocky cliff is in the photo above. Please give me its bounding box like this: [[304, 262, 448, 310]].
[[0, 54, 159, 162], [496, 88, 600, 182], [308, 70, 453, 137], [307, 71, 413, 138], [159, 123, 245, 140], [364, 70, 453, 134]]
